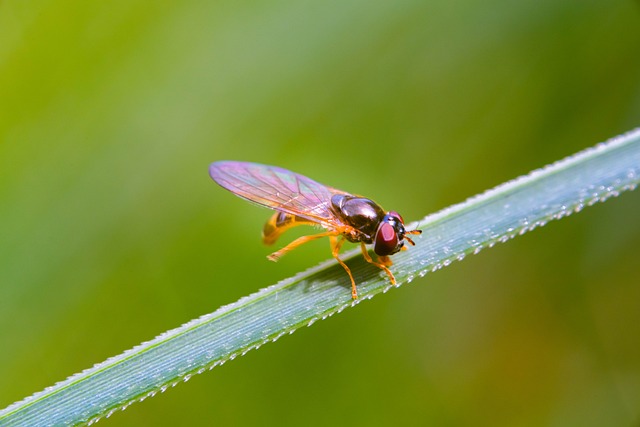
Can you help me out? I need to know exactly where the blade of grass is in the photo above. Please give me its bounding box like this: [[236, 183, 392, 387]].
[[1, 128, 639, 426]]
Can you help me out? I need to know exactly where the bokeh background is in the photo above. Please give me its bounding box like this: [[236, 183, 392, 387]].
[[2, 0, 640, 425]]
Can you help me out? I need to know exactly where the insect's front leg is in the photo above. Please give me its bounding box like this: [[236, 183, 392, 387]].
[[360, 244, 397, 286], [377, 255, 393, 267]]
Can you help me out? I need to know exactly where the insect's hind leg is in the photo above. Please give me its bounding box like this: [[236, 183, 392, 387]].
[[329, 235, 359, 299], [360, 243, 397, 287], [267, 231, 338, 261]]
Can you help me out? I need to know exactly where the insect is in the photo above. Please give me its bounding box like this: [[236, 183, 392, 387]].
[[209, 161, 421, 299]]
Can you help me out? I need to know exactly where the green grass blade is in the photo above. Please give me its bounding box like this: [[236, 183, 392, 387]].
[[1, 128, 639, 426]]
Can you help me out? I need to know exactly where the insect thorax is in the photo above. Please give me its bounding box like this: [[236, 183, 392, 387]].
[[330, 194, 385, 244]]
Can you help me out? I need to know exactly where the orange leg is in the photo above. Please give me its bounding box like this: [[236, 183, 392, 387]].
[[267, 230, 360, 299], [329, 235, 359, 299], [267, 231, 339, 261], [360, 243, 397, 286]]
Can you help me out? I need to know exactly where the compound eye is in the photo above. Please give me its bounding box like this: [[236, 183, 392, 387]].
[[374, 222, 399, 256]]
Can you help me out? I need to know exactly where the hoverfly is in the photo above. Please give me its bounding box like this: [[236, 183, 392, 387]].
[[209, 161, 421, 299]]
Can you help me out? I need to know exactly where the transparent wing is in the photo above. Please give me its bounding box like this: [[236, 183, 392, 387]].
[[209, 161, 348, 227]]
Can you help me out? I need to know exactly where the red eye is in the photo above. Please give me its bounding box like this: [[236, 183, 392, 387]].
[[374, 222, 399, 256]]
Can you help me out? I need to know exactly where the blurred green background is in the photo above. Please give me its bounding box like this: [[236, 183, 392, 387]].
[[1, 0, 640, 425]]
